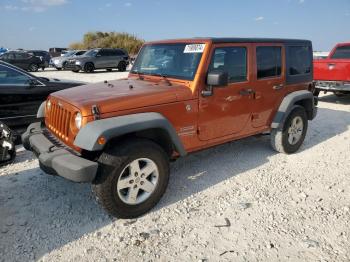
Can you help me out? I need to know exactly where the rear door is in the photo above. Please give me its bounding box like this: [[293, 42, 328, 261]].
[[250, 44, 286, 128], [198, 43, 254, 140]]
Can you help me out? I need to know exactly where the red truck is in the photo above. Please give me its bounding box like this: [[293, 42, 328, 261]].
[[313, 42, 350, 96]]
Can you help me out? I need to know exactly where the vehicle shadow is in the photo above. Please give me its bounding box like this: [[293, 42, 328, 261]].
[[318, 93, 350, 105], [0, 107, 349, 260]]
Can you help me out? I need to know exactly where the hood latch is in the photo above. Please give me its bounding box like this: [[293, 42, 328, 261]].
[[91, 105, 101, 120]]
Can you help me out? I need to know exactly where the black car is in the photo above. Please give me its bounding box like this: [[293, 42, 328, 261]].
[[0, 51, 43, 72], [28, 50, 51, 70], [0, 61, 85, 131]]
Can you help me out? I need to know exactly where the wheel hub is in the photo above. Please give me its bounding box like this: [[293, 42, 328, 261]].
[[117, 158, 159, 205]]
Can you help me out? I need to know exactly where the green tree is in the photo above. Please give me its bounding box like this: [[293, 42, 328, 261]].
[[69, 31, 144, 55]]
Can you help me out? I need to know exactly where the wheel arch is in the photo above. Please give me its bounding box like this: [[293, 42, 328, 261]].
[[74, 112, 187, 157], [271, 90, 317, 130]]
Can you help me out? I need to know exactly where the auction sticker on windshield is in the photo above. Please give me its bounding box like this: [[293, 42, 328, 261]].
[[184, 44, 206, 53]]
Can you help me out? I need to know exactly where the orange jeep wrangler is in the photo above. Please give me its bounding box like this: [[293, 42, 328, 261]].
[[23, 38, 317, 218]]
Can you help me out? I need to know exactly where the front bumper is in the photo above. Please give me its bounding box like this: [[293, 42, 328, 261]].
[[315, 81, 350, 92], [64, 64, 81, 71], [22, 122, 98, 183]]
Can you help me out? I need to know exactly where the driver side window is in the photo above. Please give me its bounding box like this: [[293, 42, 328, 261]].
[[0, 65, 31, 85], [209, 47, 247, 83]]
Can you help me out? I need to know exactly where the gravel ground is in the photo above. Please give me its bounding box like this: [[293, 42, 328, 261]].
[[0, 70, 349, 262]]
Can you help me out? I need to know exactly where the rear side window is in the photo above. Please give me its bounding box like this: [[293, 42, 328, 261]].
[[331, 46, 350, 59], [256, 46, 282, 79], [209, 47, 247, 83], [288, 46, 311, 75]]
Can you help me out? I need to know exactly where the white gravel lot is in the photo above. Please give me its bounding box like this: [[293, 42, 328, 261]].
[[0, 69, 349, 262]]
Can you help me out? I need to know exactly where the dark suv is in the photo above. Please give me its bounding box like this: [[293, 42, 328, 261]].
[[0, 51, 43, 72], [28, 50, 51, 70], [65, 48, 129, 73]]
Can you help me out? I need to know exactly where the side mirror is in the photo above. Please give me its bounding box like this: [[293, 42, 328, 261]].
[[27, 78, 40, 88], [206, 70, 228, 87]]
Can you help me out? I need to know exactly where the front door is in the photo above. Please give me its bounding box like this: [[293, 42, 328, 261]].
[[198, 43, 254, 141], [0, 64, 47, 126], [250, 44, 286, 128]]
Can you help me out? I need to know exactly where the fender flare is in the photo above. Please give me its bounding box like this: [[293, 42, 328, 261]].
[[37, 101, 46, 118], [271, 90, 316, 130], [74, 112, 187, 156]]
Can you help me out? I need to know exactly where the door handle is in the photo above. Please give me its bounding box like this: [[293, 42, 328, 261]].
[[273, 84, 284, 90], [239, 88, 255, 96]]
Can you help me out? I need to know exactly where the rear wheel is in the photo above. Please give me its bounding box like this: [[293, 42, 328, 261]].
[[28, 64, 39, 72], [117, 61, 127, 72], [270, 106, 308, 154], [56, 68, 62, 71], [92, 139, 169, 218], [84, 63, 95, 73], [72, 69, 80, 73]]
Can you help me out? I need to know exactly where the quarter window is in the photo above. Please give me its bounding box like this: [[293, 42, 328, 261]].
[[288, 46, 311, 75], [331, 46, 350, 59], [257, 46, 282, 79], [209, 47, 247, 83], [0, 64, 31, 85]]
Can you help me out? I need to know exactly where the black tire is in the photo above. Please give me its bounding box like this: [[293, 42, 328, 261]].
[[62, 61, 67, 70], [84, 63, 94, 73], [92, 139, 170, 218], [106, 68, 113, 72], [28, 64, 39, 72], [270, 106, 308, 154], [313, 89, 320, 97], [0, 122, 16, 167], [57, 68, 62, 71], [41, 67, 45, 71], [72, 69, 80, 73], [117, 61, 127, 72]]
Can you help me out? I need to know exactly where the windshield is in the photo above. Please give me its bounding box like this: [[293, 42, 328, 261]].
[[84, 49, 99, 57], [131, 43, 205, 80], [62, 51, 76, 57]]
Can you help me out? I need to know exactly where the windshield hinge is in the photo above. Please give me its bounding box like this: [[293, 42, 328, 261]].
[[91, 105, 101, 120]]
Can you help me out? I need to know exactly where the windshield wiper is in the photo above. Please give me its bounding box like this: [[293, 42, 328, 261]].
[[152, 73, 172, 86], [130, 70, 144, 80]]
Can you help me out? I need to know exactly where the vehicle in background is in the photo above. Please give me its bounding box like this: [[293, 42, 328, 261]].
[[64, 48, 129, 73], [51, 50, 86, 70], [28, 50, 51, 70], [313, 51, 329, 60], [0, 50, 43, 72], [22, 38, 317, 218], [314, 42, 350, 96], [49, 47, 68, 58], [0, 61, 85, 137], [0, 47, 8, 55]]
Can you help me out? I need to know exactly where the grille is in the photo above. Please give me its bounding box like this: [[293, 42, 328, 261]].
[[46, 101, 72, 142]]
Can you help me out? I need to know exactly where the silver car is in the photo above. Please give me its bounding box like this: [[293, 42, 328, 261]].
[[51, 50, 86, 70], [64, 48, 129, 73]]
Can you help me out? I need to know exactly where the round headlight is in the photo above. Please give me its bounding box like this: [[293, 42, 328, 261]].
[[46, 100, 51, 110], [75, 112, 82, 129]]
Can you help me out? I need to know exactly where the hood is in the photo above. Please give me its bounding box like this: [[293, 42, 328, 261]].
[[51, 78, 194, 116]]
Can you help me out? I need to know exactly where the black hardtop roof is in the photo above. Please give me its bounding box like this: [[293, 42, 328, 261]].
[[204, 37, 311, 44]]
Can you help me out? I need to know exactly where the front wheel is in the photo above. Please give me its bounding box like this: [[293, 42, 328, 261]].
[[28, 64, 39, 72], [270, 106, 308, 154], [92, 139, 170, 218], [117, 61, 127, 72], [84, 63, 94, 73]]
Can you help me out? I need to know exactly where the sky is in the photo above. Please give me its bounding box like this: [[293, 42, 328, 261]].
[[0, 0, 349, 51]]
